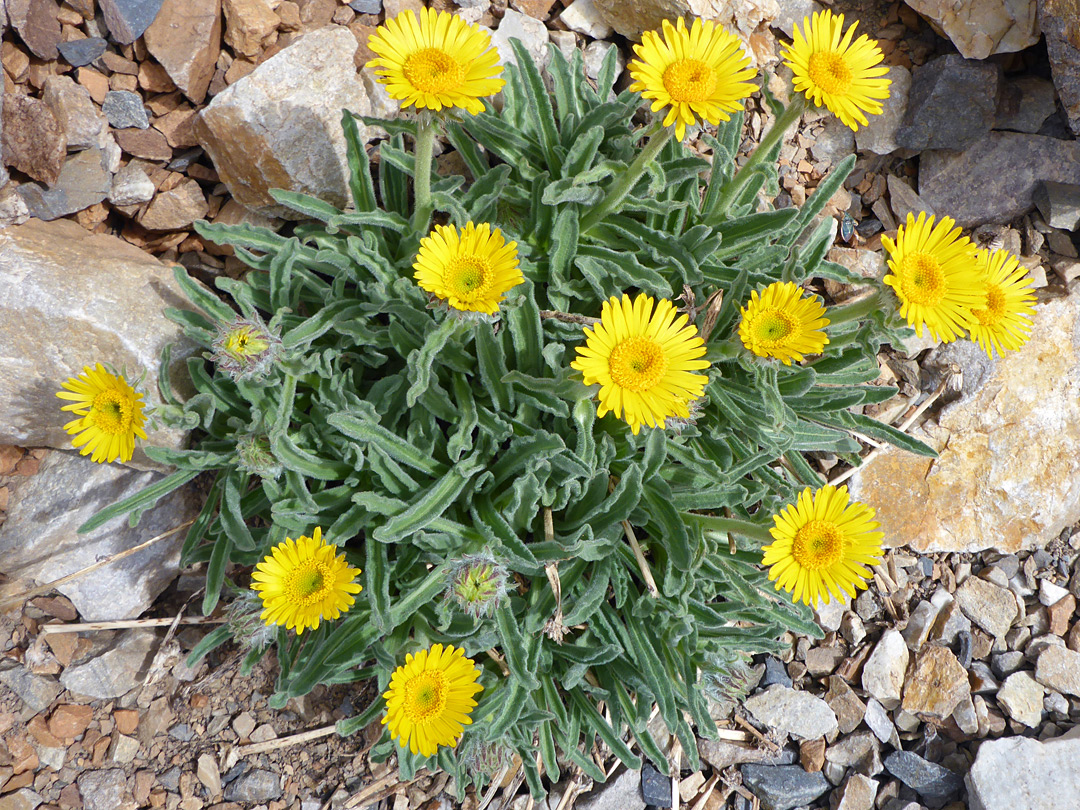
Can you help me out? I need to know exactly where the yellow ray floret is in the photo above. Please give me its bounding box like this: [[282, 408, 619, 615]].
[[251, 528, 362, 635], [413, 222, 523, 314], [383, 643, 484, 758], [738, 281, 830, 365], [967, 248, 1037, 358], [367, 9, 505, 115], [628, 17, 757, 141], [56, 363, 149, 464], [782, 10, 891, 131], [762, 484, 884, 607], [882, 211, 986, 343], [571, 293, 710, 435]]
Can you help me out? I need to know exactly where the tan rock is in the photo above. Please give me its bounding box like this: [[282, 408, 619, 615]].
[[113, 708, 140, 735], [223, 0, 279, 57], [139, 179, 208, 231], [1035, 644, 1080, 697], [76, 66, 110, 104], [851, 294, 1080, 553], [48, 704, 93, 739], [202, 198, 281, 256], [154, 106, 199, 148], [137, 61, 175, 93], [42, 74, 107, 150], [904, 0, 1039, 60], [114, 127, 173, 161], [901, 645, 969, 719], [1047, 594, 1076, 637], [144, 0, 221, 104], [2, 93, 67, 184], [589, 0, 777, 45]]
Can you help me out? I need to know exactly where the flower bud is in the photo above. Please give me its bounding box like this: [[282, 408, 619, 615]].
[[236, 434, 284, 479], [226, 589, 277, 652], [445, 553, 509, 619], [211, 316, 281, 380]]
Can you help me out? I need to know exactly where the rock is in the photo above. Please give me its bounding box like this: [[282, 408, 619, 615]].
[[699, 738, 792, 770], [1041, 0, 1080, 136], [48, 704, 93, 739], [956, 577, 1018, 638], [222, 0, 278, 57], [0, 790, 44, 810], [772, 0, 822, 38], [813, 594, 848, 631], [995, 76, 1058, 134], [887, 175, 934, 223], [901, 645, 969, 719], [60, 630, 159, 699], [953, 694, 980, 735], [223, 770, 282, 803], [102, 91, 149, 129], [903, 0, 1039, 60], [577, 771, 645, 810], [804, 646, 844, 677], [799, 737, 825, 772], [997, 671, 1045, 727], [991, 650, 1026, 680], [895, 54, 1000, 152], [57, 37, 108, 67], [744, 686, 838, 741], [138, 178, 208, 230], [824, 731, 881, 775], [920, 132, 1080, 226], [196, 754, 222, 797], [144, 0, 221, 105], [583, 41, 624, 85], [2, 93, 66, 185], [810, 117, 855, 167], [0, 662, 62, 715], [109, 163, 155, 205], [113, 128, 173, 161], [760, 655, 792, 689], [587, 0, 777, 42], [110, 734, 140, 763], [861, 629, 909, 709], [0, 188, 30, 228], [8, 0, 62, 60], [1047, 594, 1076, 636], [740, 765, 829, 810], [42, 76, 107, 151], [490, 9, 550, 69], [854, 65, 911, 155], [77, 768, 129, 810], [901, 600, 939, 652], [824, 675, 866, 735], [883, 751, 964, 801], [863, 698, 901, 749], [99, 0, 166, 44], [195, 27, 372, 217], [1035, 645, 1080, 696], [967, 731, 1080, 810], [639, 762, 669, 807], [349, 0, 381, 11], [558, 0, 613, 39], [16, 148, 112, 221], [1034, 181, 1080, 232], [833, 773, 878, 810]]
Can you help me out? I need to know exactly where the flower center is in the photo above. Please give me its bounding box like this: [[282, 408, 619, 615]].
[[973, 283, 1005, 326], [792, 519, 844, 570], [608, 336, 669, 392], [225, 327, 269, 358], [807, 51, 853, 96], [403, 48, 465, 94], [89, 389, 132, 435], [285, 560, 332, 605], [662, 58, 717, 103], [899, 252, 946, 306], [446, 255, 494, 301], [404, 671, 448, 722], [752, 309, 797, 347]]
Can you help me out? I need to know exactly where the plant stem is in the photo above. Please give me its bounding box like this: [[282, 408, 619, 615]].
[[708, 94, 807, 223], [682, 512, 775, 544], [580, 125, 673, 234], [826, 289, 883, 326], [411, 117, 437, 233]]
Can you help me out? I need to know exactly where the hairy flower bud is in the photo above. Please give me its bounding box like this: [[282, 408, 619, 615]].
[[226, 589, 277, 652], [445, 553, 509, 618], [236, 434, 284, 479], [211, 316, 281, 380]]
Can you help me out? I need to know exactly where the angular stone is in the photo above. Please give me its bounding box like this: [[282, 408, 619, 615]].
[[824, 675, 866, 735], [824, 731, 881, 775], [1035, 645, 1080, 697], [15, 146, 111, 220], [2, 93, 66, 185], [9, 0, 62, 60], [901, 645, 970, 719], [576, 769, 646, 810], [956, 577, 1018, 638], [144, 0, 221, 105], [109, 162, 155, 205], [0, 662, 62, 715], [887, 174, 934, 223], [587, 0, 778, 42], [966, 731, 1080, 810], [854, 65, 911, 155], [99, 0, 166, 44], [744, 686, 838, 741], [48, 704, 93, 739], [1041, 0, 1080, 136], [997, 671, 1045, 728], [800, 737, 825, 773], [60, 630, 159, 699], [1047, 593, 1076, 637], [740, 765, 829, 810], [895, 54, 999, 152], [223, 770, 282, 803], [490, 9, 550, 69], [222, 0, 277, 57], [114, 127, 173, 160], [558, 0, 613, 39], [903, 0, 1039, 59], [57, 37, 107, 67], [1034, 181, 1080, 232], [861, 629, 909, 709], [349, 0, 381, 11], [995, 76, 1059, 134], [138, 178, 208, 230], [102, 90, 150, 129], [77, 768, 129, 810], [919, 132, 1080, 226], [833, 773, 878, 810], [884, 751, 964, 800], [43, 75, 107, 150]]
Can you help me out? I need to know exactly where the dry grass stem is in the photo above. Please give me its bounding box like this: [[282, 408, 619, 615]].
[[239, 724, 337, 756], [39, 617, 227, 634]]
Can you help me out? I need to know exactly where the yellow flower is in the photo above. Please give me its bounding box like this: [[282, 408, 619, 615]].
[[782, 10, 891, 131], [56, 363, 148, 464], [967, 249, 1037, 358], [738, 281, 830, 365], [882, 212, 986, 343], [367, 9, 505, 115], [413, 222, 523, 314], [571, 293, 710, 435], [628, 17, 757, 141], [251, 528, 362, 635], [762, 484, 884, 607], [383, 643, 484, 758]]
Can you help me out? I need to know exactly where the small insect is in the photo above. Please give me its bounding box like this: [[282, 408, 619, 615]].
[[838, 212, 857, 245]]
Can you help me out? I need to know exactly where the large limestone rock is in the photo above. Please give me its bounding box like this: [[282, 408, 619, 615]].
[[194, 27, 374, 217], [903, 0, 1040, 60], [0, 218, 196, 464], [966, 729, 1080, 810], [1040, 0, 1080, 136], [850, 293, 1080, 553], [589, 0, 777, 41], [0, 452, 199, 622]]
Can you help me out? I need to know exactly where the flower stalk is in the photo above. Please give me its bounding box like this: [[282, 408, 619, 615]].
[[411, 116, 437, 232], [682, 512, 776, 544], [580, 125, 673, 233], [826, 289, 883, 327]]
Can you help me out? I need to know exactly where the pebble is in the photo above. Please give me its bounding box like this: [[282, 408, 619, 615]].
[[59, 630, 159, 700], [0, 790, 44, 810], [991, 651, 1026, 679], [861, 629, 909, 709], [558, 0, 612, 39], [102, 90, 150, 129], [863, 698, 902, 750], [902, 601, 939, 651], [895, 54, 999, 152], [168, 723, 194, 741], [48, 704, 93, 739], [348, 0, 381, 10], [760, 656, 792, 689], [2, 94, 67, 186], [931, 600, 971, 644], [138, 178, 208, 231], [575, 769, 644, 810], [639, 762, 669, 808], [197, 753, 221, 796], [110, 733, 140, 763], [740, 765, 830, 810], [833, 773, 878, 810], [1034, 182, 1080, 233], [232, 711, 256, 738], [1038, 578, 1070, 607], [77, 768, 129, 810], [996, 671, 1045, 728], [490, 9, 550, 69], [57, 37, 107, 67], [223, 769, 282, 803], [901, 645, 969, 719], [824, 675, 866, 735], [0, 662, 62, 715], [109, 163, 155, 206], [99, 0, 166, 44], [955, 577, 1018, 639], [744, 686, 838, 741], [1034, 645, 1080, 696], [883, 751, 964, 801], [824, 731, 882, 776], [967, 733, 1080, 810], [952, 695, 979, 735]]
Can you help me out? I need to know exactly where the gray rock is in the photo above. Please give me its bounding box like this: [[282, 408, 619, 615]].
[[814, 596, 848, 632], [1041, 0, 1080, 135], [995, 76, 1059, 134], [575, 768, 645, 810], [16, 148, 112, 220], [490, 9, 550, 69], [1035, 645, 1080, 697], [997, 671, 1045, 728], [740, 765, 830, 810], [583, 41, 624, 86], [77, 769, 129, 810], [99, 0, 165, 44], [760, 655, 792, 689], [824, 731, 882, 775], [863, 698, 901, 750], [887, 174, 934, 224], [57, 37, 108, 67], [158, 766, 181, 792], [0, 661, 62, 714], [60, 630, 159, 699], [168, 723, 194, 741], [861, 629, 909, 709], [919, 131, 1080, 226], [966, 730, 1080, 810], [901, 599, 939, 652], [955, 576, 1018, 638], [1034, 181, 1080, 232], [833, 773, 878, 810], [109, 162, 155, 205], [348, 0, 381, 11], [883, 751, 963, 801], [698, 738, 795, 771], [0, 452, 199, 621], [224, 770, 283, 803], [772, 0, 823, 38], [744, 685, 838, 741], [102, 90, 150, 129], [896, 54, 1000, 152], [991, 650, 1025, 679], [810, 117, 855, 166], [639, 762, 669, 807], [42, 76, 107, 150]]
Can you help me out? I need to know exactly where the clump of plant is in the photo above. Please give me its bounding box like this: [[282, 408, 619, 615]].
[[67, 7, 1039, 799]]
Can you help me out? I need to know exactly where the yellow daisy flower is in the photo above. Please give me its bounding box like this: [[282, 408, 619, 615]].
[[628, 17, 757, 141], [738, 281, 830, 365], [882, 212, 986, 343], [571, 293, 710, 435], [762, 484, 884, 607], [413, 222, 523, 314], [967, 249, 1037, 358], [367, 9, 505, 115], [383, 643, 484, 758], [782, 10, 891, 131], [251, 528, 362, 635], [56, 363, 149, 464]]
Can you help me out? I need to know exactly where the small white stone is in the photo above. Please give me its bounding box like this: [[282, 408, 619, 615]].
[[548, 30, 577, 62], [861, 629, 909, 709], [997, 671, 1045, 728], [743, 685, 838, 740], [559, 0, 612, 40], [109, 163, 155, 206], [583, 40, 624, 85], [1039, 578, 1070, 606], [489, 9, 551, 69]]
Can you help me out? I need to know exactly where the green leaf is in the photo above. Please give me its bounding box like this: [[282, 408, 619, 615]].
[[508, 40, 560, 174], [78, 468, 201, 533], [342, 110, 377, 212], [328, 410, 447, 477]]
